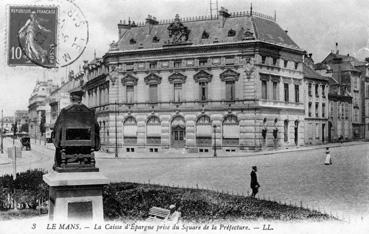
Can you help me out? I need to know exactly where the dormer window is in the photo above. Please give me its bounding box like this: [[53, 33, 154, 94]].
[[152, 36, 160, 43], [228, 29, 236, 37], [201, 30, 209, 39], [129, 38, 136, 44]]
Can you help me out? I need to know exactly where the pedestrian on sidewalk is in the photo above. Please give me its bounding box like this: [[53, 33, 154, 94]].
[[250, 166, 260, 197]]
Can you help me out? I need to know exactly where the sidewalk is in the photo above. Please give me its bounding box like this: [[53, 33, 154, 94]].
[[94, 140, 368, 160]]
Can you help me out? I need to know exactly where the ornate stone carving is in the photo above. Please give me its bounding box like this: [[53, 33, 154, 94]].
[[168, 72, 186, 84], [167, 14, 191, 44], [121, 74, 138, 86], [220, 69, 240, 82], [244, 57, 255, 79], [144, 73, 162, 85], [193, 70, 212, 83]]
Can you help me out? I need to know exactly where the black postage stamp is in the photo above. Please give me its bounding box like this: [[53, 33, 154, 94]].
[[8, 6, 57, 67]]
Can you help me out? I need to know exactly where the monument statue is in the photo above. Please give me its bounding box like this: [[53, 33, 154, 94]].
[[52, 90, 100, 172]]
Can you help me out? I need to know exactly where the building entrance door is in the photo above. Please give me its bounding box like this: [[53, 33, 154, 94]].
[[322, 123, 325, 143], [171, 126, 185, 148]]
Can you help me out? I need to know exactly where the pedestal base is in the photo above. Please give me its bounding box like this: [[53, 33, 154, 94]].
[[43, 171, 109, 221]]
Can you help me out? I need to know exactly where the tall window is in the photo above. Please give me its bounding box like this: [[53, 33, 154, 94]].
[[308, 83, 312, 97], [294, 84, 299, 103], [284, 120, 288, 142], [272, 82, 278, 100], [284, 83, 289, 102], [315, 102, 319, 117], [308, 102, 312, 117], [199, 82, 208, 101], [322, 86, 326, 98], [149, 84, 158, 102], [261, 56, 266, 64], [315, 84, 319, 97], [126, 85, 134, 103], [174, 83, 182, 102], [226, 81, 235, 101], [262, 80, 267, 99], [345, 103, 349, 119], [322, 103, 326, 118]]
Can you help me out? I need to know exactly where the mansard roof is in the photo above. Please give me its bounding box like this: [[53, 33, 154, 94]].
[[115, 11, 300, 52], [303, 63, 328, 81]]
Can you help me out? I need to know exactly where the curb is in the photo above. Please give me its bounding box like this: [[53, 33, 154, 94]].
[[95, 141, 367, 160]]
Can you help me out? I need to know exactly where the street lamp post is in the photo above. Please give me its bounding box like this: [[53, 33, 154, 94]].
[[213, 125, 217, 157]]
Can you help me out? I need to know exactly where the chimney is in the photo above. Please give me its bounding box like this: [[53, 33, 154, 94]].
[[218, 7, 230, 28], [145, 14, 158, 35], [335, 42, 339, 54], [117, 19, 132, 39]]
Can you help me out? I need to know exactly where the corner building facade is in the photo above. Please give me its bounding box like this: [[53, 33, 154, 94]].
[[89, 9, 305, 153]]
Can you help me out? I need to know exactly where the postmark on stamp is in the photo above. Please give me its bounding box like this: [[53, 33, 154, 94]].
[[8, 6, 58, 67], [7, 0, 89, 69]]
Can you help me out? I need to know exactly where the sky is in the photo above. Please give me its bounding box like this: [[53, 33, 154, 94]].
[[0, 0, 369, 116]]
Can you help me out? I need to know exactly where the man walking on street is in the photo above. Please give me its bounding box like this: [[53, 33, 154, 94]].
[[250, 166, 260, 197]]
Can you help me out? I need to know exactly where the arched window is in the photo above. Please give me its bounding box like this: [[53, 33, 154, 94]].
[[146, 115, 161, 145], [123, 116, 137, 145], [223, 114, 240, 146], [196, 115, 212, 147]]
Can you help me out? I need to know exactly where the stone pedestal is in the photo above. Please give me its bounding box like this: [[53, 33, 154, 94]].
[[43, 171, 109, 221]]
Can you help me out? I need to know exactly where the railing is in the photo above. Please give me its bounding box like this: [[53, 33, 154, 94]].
[[132, 10, 275, 27]]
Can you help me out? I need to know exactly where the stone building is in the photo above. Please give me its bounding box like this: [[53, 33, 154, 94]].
[[303, 54, 329, 144], [317, 51, 367, 140], [1, 116, 14, 133], [84, 8, 306, 153], [28, 80, 58, 140]]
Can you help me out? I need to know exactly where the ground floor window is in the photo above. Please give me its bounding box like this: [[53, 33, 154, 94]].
[[223, 115, 240, 146]]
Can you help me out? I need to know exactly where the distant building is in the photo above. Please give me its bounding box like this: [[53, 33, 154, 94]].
[[28, 80, 58, 139], [83, 7, 306, 153], [317, 51, 368, 140], [1, 116, 14, 133], [303, 53, 329, 144], [14, 110, 29, 133]]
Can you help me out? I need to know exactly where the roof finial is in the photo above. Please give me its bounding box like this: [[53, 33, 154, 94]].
[[94, 49, 96, 59], [250, 3, 253, 16], [274, 10, 276, 21]]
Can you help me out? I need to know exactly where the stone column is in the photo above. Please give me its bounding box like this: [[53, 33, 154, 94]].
[[185, 114, 196, 152]]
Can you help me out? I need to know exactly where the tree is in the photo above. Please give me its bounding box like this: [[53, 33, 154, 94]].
[[39, 111, 46, 136]]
